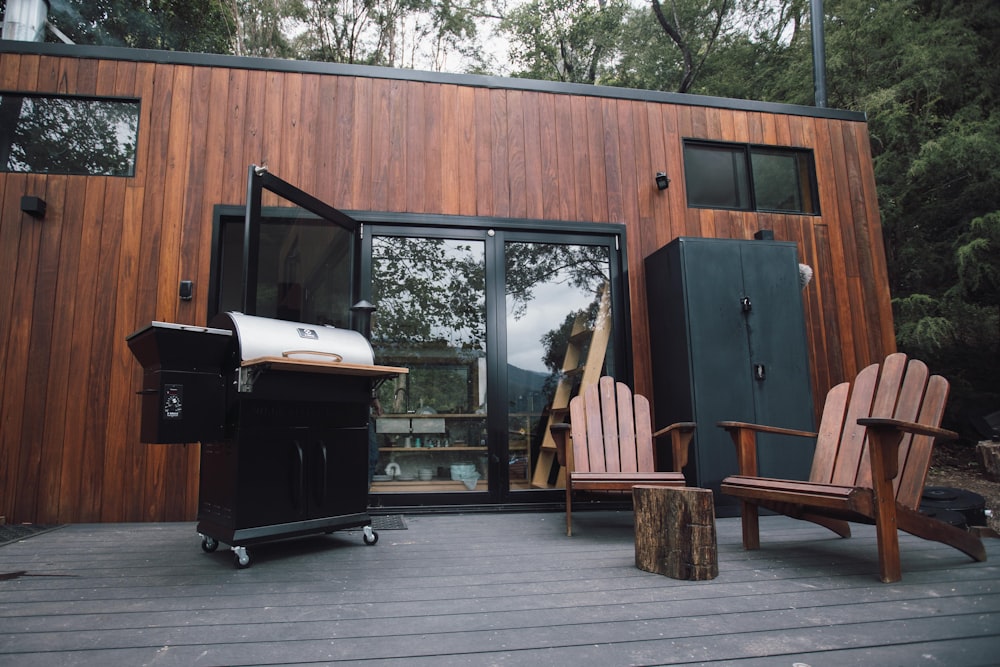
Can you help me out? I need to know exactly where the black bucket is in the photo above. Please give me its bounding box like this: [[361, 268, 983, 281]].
[[920, 486, 987, 527]]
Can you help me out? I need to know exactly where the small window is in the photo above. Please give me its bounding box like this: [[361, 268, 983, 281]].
[[0, 93, 140, 176], [683, 140, 818, 215]]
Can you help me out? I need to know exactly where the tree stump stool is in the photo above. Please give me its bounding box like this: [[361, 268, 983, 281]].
[[634, 485, 718, 580]]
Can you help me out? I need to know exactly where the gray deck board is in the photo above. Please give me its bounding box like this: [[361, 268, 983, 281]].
[[1, 512, 998, 666]]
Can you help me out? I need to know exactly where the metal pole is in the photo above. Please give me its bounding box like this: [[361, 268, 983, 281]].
[[811, 0, 827, 108]]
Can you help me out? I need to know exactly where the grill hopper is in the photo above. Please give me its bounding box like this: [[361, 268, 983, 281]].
[[126, 321, 232, 444]]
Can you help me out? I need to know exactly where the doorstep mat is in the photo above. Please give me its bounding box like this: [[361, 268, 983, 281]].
[[0, 524, 65, 548], [370, 515, 407, 530]]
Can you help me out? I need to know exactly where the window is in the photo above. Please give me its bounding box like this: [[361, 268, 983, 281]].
[[683, 140, 818, 215], [0, 93, 140, 176]]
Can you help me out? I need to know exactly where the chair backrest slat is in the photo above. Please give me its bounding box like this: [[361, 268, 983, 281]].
[[829, 361, 882, 486], [809, 382, 850, 483], [568, 377, 654, 475], [895, 373, 949, 508], [810, 352, 949, 509]]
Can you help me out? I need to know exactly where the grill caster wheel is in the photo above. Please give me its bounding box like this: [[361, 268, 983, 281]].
[[363, 525, 379, 545], [201, 536, 219, 553], [233, 546, 251, 568]]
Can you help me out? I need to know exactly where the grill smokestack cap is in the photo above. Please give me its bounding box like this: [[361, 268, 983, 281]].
[[2, 0, 50, 42]]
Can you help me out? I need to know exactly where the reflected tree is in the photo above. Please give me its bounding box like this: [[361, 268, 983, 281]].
[[0, 95, 138, 176]]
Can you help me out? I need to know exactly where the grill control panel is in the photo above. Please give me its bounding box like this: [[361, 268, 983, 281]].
[[163, 384, 183, 420]]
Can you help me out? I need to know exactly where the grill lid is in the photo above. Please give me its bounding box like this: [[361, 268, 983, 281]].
[[216, 312, 375, 366]]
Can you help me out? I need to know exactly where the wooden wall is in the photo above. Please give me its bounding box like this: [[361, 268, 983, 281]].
[[0, 48, 895, 524]]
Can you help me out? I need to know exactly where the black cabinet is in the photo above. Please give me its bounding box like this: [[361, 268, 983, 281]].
[[196, 383, 371, 548], [645, 237, 815, 514]]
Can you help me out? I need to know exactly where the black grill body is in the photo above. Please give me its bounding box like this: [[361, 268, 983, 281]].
[[128, 313, 403, 566]]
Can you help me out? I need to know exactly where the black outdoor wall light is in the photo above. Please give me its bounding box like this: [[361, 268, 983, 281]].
[[21, 196, 46, 218], [655, 172, 670, 190]]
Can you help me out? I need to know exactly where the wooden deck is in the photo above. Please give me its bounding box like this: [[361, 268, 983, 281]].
[[1, 511, 998, 666]]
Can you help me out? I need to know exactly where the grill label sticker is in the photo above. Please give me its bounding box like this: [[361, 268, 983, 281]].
[[297, 328, 319, 340]]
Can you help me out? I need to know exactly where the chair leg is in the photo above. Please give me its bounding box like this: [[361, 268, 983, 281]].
[[740, 500, 760, 550], [868, 429, 903, 583], [565, 481, 573, 536], [896, 505, 987, 562]]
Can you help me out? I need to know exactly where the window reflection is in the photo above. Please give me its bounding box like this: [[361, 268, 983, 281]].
[[371, 237, 488, 492], [505, 242, 612, 490], [0, 94, 139, 176]]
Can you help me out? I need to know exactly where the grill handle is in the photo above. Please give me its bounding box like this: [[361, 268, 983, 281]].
[[281, 350, 344, 363]]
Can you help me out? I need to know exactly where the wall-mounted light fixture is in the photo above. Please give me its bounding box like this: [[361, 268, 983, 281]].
[[21, 195, 46, 218], [655, 172, 670, 190]]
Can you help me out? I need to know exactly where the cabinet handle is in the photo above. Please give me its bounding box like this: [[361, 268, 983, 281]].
[[291, 441, 305, 510], [741, 296, 752, 312], [754, 363, 766, 381], [316, 441, 328, 506]]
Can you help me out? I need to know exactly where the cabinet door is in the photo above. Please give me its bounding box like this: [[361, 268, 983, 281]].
[[738, 242, 815, 479], [676, 240, 757, 500]]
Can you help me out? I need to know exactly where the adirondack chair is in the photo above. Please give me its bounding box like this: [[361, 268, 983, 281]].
[[719, 352, 987, 582], [549, 376, 696, 536]]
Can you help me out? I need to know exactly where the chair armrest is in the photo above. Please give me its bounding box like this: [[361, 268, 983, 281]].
[[549, 423, 571, 468], [858, 417, 957, 482], [652, 422, 696, 471], [717, 421, 817, 438], [856, 417, 957, 442], [716, 421, 817, 476]]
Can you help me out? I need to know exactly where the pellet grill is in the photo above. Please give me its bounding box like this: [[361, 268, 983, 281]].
[[127, 312, 406, 568]]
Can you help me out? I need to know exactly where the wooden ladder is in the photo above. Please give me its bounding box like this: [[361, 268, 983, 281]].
[[530, 282, 612, 488]]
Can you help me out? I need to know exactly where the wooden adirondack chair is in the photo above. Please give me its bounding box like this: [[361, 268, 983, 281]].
[[719, 352, 986, 582], [549, 376, 695, 536]]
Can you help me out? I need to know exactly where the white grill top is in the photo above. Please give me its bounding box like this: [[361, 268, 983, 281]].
[[221, 312, 376, 366]]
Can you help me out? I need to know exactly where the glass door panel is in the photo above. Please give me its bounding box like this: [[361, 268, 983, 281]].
[[504, 242, 613, 491], [369, 237, 489, 494]]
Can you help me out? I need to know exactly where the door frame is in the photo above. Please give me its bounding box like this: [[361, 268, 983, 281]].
[[358, 212, 632, 508]]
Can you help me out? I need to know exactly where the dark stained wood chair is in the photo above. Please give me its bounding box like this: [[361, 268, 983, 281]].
[[550, 376, 695, 536], [719, 352, 987, 582]]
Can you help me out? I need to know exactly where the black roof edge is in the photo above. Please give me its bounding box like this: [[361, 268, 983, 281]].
[[0, 39, 867, 122]]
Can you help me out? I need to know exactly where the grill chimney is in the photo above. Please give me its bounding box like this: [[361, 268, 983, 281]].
[[2, 0, 49, 42]]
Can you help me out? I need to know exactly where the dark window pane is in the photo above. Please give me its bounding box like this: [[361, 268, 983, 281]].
[[751, 149, 815, 213], [683, 143, 750, 209], [0, 94, 139, 176]]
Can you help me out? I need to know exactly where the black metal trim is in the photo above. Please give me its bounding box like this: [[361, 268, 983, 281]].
[[0, 40, 866, 122]]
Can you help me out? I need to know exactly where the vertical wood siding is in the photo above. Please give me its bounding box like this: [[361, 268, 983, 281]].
[[0, 52, 894, 523]]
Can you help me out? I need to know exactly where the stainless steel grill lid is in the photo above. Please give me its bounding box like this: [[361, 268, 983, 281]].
[[217, 312, 375, 366]]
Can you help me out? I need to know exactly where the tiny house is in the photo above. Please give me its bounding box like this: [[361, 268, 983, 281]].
[[0, 39, 895, 523]]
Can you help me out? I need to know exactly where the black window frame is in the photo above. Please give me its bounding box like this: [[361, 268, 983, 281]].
[[682, 139, 820, 215]]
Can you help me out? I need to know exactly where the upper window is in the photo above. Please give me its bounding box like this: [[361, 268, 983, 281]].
[[683, 140, 819, 215], [0, 93, 140, 176]]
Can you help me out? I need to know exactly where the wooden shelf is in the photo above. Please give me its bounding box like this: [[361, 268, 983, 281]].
[[370, 480, 486, 492], [378, 446, 486, 452]]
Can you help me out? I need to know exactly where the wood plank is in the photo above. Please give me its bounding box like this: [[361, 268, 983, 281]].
[[473, 87, 494, 216], [504, 89, 527, 219], [457, 85, 477, 216], [490, 89, 510, 218], [0, 515, 996, 665], [599, 97, 624, 225], [519, 91, 544, 219], [570, 95, 592, 221], [401, 80, 426, 213]]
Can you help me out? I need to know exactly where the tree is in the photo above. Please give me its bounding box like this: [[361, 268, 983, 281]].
[[43, 0, 235, 52], [498, 0, 628, 84], [288, 0, 485, 69]]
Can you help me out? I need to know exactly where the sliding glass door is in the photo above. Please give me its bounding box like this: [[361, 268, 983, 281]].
[[365, 225, 623, 504]]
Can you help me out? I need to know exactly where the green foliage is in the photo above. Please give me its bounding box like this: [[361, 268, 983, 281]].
[[498, 0, 628, 83], [44, 0, 235, 52]]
